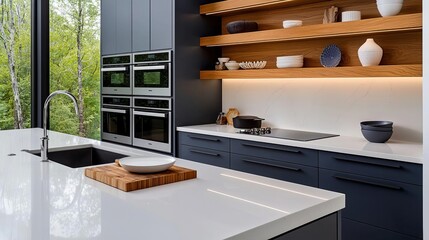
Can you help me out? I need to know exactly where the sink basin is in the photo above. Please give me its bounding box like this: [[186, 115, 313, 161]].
[[28, 146, 128, 168]]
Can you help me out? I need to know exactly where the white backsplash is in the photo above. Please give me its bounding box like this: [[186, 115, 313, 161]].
[[223, 77, 422, 143]]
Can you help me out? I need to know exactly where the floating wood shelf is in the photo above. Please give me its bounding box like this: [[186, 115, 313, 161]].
[[200, 13, 422, 47], [200, 65, 422, 79], [200, 0, 324, 16]]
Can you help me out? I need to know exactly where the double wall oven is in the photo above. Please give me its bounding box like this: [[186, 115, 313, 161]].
[[101, 50, 173, 153]]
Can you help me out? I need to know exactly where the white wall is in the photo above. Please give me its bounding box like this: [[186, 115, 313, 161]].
[[423, 0, 428, 238], [223, 77, 422, 142]]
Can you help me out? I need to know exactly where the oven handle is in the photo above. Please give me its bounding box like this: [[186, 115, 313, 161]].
[[101, 67, 127, 72], [101, 108, 127, 114], [134, 65, 165, 71], [134, 111, 166, 118]]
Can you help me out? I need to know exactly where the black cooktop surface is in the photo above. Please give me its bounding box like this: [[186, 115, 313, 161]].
[[262, 128, 339, 141]]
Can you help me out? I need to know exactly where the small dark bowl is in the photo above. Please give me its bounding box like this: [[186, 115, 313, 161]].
[[360, 121, 393, 128], [361, 125, 393, 132], [226, 21, 259, 34], [361, 129, 393, 143]]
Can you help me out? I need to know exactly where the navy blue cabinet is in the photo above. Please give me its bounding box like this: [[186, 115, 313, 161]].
[[178, 133, 230, 168], [319, 152, 423, 239], [231, 153, 318, 187]]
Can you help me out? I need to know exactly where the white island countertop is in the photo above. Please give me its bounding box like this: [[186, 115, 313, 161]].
[[177, 124, 423, 164], [0, 128, 344, 240]]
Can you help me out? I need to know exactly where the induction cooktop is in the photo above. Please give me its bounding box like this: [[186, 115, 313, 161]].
[[237, 128, 339, 141], [263, 128, 339, 141]]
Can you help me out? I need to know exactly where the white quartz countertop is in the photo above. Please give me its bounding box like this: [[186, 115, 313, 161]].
[[177, 124, 423, 164], [0, 128, 344, 240]]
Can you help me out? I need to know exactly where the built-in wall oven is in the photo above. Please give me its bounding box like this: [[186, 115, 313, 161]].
[[101, 96, 132, 145], [102, 54, 132, 95], [133, 51, 171, 96], [133, 97, 172, 153]]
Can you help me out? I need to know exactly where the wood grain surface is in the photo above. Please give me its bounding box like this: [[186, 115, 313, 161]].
[[85, 161, 197, 192]]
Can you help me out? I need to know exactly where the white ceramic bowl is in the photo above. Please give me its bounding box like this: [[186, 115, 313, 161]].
[[225, 62, 240, 70], [376, 3, 403, 17], [218, 57, 230, 63], [341, 11, 361, 22], [119, 156, 176, 173], [276, 62, 304, 68], [283, 20, 303, 28], [277, 55, 304, 61], [239, 61, 267, 69], [377, 0, 403, 4]]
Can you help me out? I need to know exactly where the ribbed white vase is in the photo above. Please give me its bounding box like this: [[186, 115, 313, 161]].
[[358, 38, 383, 67]]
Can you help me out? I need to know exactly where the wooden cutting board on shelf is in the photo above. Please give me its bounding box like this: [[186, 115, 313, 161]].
[[84, 160, 197, 192]]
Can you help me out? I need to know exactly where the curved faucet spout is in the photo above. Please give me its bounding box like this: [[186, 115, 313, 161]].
[[41, 90, 79, 162]]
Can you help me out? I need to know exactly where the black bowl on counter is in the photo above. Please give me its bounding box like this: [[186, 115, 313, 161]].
[[226, 21, 259, 34], [361, 121, 393, 128], [361, 125, 393, 132], [361, 129, 393, 143], [233, 116, 264, 129]]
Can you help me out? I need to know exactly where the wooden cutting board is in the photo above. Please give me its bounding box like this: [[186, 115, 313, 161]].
[[84, 160, 197, 192]]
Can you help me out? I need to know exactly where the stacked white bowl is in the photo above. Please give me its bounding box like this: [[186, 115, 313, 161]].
[[376, 0, 403, 17], [341, 11, 361, 22], [282, 20, 303, 29], [276, 55, 304, 68]]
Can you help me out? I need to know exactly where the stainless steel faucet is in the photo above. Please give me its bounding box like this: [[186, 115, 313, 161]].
[[41, 90, 79, 162]]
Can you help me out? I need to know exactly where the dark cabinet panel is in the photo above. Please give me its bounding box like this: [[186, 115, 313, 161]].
[[178, 145, 229, 168], [343, 218, 421, 240], [178, 132, 230, 152], [319, 151, 422, 185], [101, 0, 132, 55], [319, 169, 422, 238], [151, 0, 173, 50], [231, 153, 318, 187], [132, 0, 150, 52], [231, 139, 318, 167]]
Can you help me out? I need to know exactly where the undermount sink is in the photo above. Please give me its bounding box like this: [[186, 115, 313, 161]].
[[28, 146, 128, 168]]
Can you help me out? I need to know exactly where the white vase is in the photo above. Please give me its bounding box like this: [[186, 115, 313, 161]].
[[358, 38, 383, 67]]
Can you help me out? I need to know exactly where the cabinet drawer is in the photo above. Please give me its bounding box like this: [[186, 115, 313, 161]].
[[231, 140, 318, 167], [319, 169, 422, 238], [178, 145, 229, 168], [343, 218, 421, 240], [231, 154, 318, 187], [178, 132, 230, 152], [319, 151, 422, 185]]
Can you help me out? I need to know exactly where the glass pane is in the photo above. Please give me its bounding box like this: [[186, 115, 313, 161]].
[[49, 0, 101, 139], [0, 0, 32, 130]]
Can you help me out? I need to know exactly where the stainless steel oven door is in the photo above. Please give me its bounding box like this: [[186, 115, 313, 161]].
[[101, 66, 132, 95], [102, 107, 132, 144], [132, 109, 171, 153], [133, 63, 171, 96]]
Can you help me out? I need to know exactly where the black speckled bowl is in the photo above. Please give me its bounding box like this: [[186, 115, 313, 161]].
[[226, 21, 259, 34]]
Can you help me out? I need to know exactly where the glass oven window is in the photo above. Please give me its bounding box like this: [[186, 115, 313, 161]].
[[103, 111, 130, 136], [103, 69, 130, 88], [134, 114, 169, 143], [134, 66, 169, 88]]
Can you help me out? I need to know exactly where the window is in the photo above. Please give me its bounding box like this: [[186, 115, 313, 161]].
[[49, 0, 100, 139]]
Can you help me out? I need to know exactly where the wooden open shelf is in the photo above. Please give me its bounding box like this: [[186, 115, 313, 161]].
[[200, 13, 422, 47], [200, 65, 422, 79], [200, 0, 324, 16]]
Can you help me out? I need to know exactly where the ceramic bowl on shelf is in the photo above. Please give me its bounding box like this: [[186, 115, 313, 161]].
[[225, 61, 240, 70], [218, 57, 230, 63], [239, 61, 267, 69], [276, 61, 303, 68], [376, 1, 403, 17], [277, 55, 304, 61], [341, 11, 361, 22], [282, 20, 303, 28], [320, 44, 341, 68]]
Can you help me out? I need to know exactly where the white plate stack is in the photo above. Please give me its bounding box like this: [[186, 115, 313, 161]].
[[276, 55, 304, 68], [282, 20, 303, 29]]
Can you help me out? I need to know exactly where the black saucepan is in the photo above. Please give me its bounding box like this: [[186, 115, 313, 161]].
[[233, 116, 265, 129]]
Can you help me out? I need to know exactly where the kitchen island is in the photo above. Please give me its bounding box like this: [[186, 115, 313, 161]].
[[0, 129, 344, 240]]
